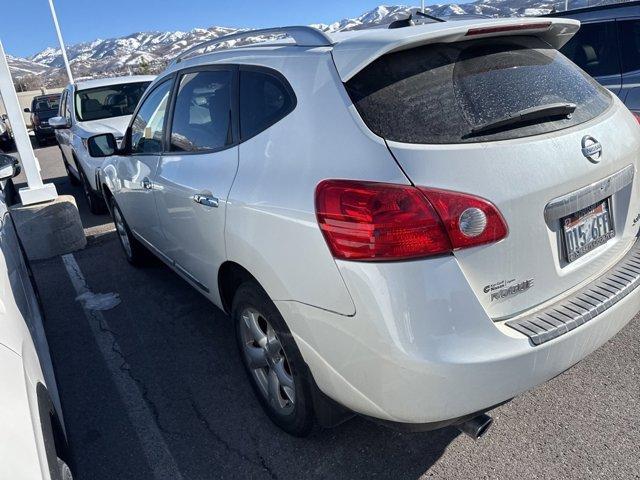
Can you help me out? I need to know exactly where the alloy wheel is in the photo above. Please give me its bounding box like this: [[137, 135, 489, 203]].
[[113, 206, 133, 259], [240, 307, 295, 415]]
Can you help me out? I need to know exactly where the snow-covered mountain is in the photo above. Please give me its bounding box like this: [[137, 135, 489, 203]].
[[5, 1, 629, 88]]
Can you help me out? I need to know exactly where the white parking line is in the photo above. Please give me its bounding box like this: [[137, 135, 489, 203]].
[[62, 253, 184, 480]]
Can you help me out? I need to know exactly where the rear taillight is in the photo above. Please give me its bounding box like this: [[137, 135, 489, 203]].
[[633, 111, 640, 125], [418, 188, 508, 250], [315, 180, 508, 261]]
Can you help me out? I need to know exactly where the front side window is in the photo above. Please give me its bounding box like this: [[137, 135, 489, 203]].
[[347, 36, 612, 144], [240, 69, 295, 140], [559, 22, 620, 78], [130, 80, 172, 155], [75, 81, 151, 122], [619, 20, 640, 74], [169, 70, 233, 152]]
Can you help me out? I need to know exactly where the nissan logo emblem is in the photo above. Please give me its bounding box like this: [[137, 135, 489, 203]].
[[581, 135, 602, 163]]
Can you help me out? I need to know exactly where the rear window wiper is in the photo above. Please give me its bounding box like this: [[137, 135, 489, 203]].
[[467, 103, 577, 137]]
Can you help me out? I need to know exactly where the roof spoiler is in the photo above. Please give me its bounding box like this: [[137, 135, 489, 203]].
[[332, 18, 580, 82]]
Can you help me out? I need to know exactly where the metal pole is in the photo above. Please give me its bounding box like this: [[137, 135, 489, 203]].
[[0, 40, 57, 205], [565, 0, 569, 11], [422, 0, 425, 13], [48, 0, 74, 84]]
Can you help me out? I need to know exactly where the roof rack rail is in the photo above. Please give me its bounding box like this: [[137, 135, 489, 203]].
[[171, 26, 333, 65]]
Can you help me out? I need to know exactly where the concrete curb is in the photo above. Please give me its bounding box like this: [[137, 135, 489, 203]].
[[10, 194, 86, 261]]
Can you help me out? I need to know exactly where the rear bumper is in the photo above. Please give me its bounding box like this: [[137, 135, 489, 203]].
[[276, 249, 640, 424]]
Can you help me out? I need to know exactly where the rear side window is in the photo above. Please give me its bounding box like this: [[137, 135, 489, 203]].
[[346, 36, 612, 144], [619, 20, 640, 74], [240, 69, 295, 140], [559, 22, 620, 78], [169, 70, 233, 152]]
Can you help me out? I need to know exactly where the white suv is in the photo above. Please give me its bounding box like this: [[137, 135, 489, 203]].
[[88, 18, 640, 437], [51, 76, 154, 213]]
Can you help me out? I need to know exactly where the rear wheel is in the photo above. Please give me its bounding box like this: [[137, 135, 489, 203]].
[[233, 282, 315, 437], [80, 170, 106, 214], [110, 197, 151, 266]]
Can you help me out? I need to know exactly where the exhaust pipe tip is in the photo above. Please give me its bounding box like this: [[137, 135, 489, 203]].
[[456, 413, 493, 440]]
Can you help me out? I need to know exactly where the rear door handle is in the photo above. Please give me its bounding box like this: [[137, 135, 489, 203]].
[[193, 193, 219, 208]]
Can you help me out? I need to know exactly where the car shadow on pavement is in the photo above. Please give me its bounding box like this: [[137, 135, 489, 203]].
[[33, 231, 459, 480]]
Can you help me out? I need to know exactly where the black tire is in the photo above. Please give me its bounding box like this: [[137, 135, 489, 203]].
[[110, 197, 152, 266], [233, 282, 315, 437], [61, 152, 80, 186], [80, 169, 107, 214], [56, 457, 73, 480]]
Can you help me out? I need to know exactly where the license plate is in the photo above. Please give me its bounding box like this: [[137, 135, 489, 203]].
[[562, 199, 614, 263]]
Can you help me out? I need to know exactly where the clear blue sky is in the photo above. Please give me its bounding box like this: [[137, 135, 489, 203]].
[[3, 1, 471, 58]]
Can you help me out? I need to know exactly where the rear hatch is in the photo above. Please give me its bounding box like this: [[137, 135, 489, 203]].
[[343, 33, 640, 319]]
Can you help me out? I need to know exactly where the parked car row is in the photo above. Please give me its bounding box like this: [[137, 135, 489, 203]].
[[43, 6, 640, 439]]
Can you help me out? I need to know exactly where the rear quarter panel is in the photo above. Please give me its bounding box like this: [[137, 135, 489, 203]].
[[224, 49, 409, 315]]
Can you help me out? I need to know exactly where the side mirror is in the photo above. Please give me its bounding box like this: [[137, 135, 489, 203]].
[[24, 107, 31, 113], [87, 133, 117, 158], [0, 154, 21, 180], [49, 116, 70, 129]]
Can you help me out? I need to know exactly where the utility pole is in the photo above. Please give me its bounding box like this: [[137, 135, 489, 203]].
[[422, 0, 425, 13], [0, 40, 57, 205], [48, 0, 74, 84], [565, 0, 569, 11]]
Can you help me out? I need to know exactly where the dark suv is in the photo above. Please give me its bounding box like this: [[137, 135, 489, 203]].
[[24, 94, 61, 146], [547, 1, 640, 116]]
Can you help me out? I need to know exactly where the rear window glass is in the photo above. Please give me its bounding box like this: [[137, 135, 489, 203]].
[[559, 22, 620, 78], [346, 36, 612, 144], [619, 20, 640, 74], [32, 96, 60, 112], [75, 82, 150, 122]]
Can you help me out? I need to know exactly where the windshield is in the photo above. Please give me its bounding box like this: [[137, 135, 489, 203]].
[[75, 82, 151, 122], [346, 36, 612, 144], [32, 95, 60, 114]]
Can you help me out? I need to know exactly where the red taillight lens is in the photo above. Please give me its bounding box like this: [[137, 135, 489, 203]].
[[315, 180, 451, 260], [315, 180, 508, 261], [418, 188, 508, 249], [632, 111, 640, 125]]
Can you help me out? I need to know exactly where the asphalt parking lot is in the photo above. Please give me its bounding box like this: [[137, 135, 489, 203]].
[[12, 143, 640, 479]]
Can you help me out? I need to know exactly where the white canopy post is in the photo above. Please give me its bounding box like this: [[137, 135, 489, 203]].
[[48, 0, 74, 84], [0, 40, 57, 205]]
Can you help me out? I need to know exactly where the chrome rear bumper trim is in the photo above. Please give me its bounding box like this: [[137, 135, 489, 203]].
[[506, 239, 640, 345], [544, 165, 634, 224]]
